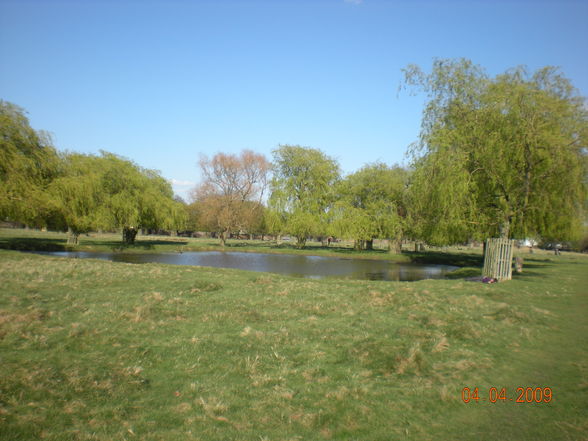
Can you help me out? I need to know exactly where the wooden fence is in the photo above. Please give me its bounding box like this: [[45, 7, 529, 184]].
[[483, 238, 515, 281]]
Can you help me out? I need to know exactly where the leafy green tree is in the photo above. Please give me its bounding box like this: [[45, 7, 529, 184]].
[[184, 200, 205, 233], [101, 152, 185, 244], [268, 145, 340, 248], [332, 163, 409, 252], [51, 151, 185, 245], [264, 186, 288, 244], [50, 153, 109, 244], [0, 100, 60, 227], [404, 59, 588, 244]]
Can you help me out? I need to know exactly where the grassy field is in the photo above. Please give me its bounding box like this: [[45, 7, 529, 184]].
[[0, 230, 587, 440]]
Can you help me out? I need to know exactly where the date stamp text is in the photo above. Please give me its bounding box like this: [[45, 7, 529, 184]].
[[461, 387, 552, 403]]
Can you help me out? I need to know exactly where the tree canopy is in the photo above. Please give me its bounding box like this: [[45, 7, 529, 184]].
[[4, 67, 587, 252], [332, 163, 409, 251], [404, 59, 588, 244], [50, 151, 185, 244], [0, 100, 60, 227], [268, 145, 340, 248]]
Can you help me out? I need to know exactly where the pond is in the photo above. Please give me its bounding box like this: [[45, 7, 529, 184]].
[[36, 251, 458, 281]]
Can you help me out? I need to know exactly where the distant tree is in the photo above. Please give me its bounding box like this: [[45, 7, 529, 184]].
[[403, 59, 588, 245], [268, 145, 340, 248], [184, 200, 204, 233], [332, 163, 409, 252], [51, 151, 185, 245], [264, 186, 288, 244], [192, 150, 270, 246], [0, 100, 60, 227]]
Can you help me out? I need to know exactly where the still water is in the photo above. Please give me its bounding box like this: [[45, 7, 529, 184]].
[[37, 251, 457, 281]]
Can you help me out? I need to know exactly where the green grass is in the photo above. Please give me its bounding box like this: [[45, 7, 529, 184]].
[[0, 231, 587, 440]]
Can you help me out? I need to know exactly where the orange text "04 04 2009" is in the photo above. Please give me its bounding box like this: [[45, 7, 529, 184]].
[[461, 387, 552, 403]]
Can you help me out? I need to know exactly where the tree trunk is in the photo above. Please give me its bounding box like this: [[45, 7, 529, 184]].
[[67, 228, 79, 246], [389, 238, 402, 254], [500, 217, 511, 239], [276, 234, 282, 246], [220, 230, 228, 247], [365, 239, 374, 250], [122, 227, 138, 245], [296, 236, 306, 249]]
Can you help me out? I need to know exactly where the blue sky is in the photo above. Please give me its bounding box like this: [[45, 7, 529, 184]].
[[1, 0, 587, 200]]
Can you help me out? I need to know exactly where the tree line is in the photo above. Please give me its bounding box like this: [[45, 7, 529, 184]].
[[2, 59, 587, 249], [1, 101, 185, 244], [190, 60, 587, 250]]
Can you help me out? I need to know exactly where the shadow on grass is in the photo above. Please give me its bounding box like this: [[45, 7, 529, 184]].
[[101, 240, 191, 251], [268, 243, 393, 256], [511, 271, 546, 280], [406, 251, 484, 267], [0, 237, 67, 251], [226, 242, 271, 249], [139, 240, 189, 246], [329, 247, 390, 256], [445, 267, 481, 279], [517, 262, 554, 269], [0, 236, 191, 252]]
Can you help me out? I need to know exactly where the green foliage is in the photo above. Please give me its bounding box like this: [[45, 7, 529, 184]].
[[332, 163, 408, 250], [269, 145, 340, 247], [50, 151, 185, 243], [1, 101, 184, 241], [404, 59, 588, 244], [284, 209, 319, 248], [49, 153, 109, 238], [184, 201, 203, 232], [406, 151, 480, 246], [0, 100, 60, 227]]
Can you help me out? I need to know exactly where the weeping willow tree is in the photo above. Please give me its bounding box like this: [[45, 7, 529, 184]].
[[331, 163, 409, 252], [0, 100, 60, 227], [49, 153, 109, 244], [268, 145, 340, 248], [51, 152, 185, 245], [100, 152, 185, 244], [404, 59, 587, 245]]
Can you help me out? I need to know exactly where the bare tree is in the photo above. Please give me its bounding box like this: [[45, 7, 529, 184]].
[[192, 150, 269, 246]]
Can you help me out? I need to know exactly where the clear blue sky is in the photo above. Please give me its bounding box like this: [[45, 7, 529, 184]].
[[1, 0, 587, 200]]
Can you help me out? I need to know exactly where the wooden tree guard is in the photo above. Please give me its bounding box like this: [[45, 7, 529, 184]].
[[483, 238, 515, 282]]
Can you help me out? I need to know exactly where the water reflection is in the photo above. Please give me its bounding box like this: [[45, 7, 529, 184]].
[[36, 251, 457, 281]]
